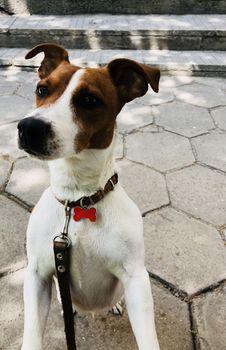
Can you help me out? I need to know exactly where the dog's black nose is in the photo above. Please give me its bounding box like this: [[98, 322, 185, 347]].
[[17, 117, 52, 156]]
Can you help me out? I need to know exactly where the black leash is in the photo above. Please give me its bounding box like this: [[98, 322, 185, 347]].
[[53, 203, 77, 350]]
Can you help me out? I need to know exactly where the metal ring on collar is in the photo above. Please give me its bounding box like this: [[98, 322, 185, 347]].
[[53, 234, 71, 247], [80, 197, 88, 209], [109, 179, 115, 189]]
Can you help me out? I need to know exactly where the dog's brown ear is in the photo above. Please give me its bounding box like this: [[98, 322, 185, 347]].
[[25, 43, 70, 79], [108, 58, 160, 104]]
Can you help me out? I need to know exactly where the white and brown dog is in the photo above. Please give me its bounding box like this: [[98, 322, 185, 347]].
[[18, 43, 160, 350]]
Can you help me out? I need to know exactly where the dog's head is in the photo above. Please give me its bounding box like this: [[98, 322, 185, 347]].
[[18, 43, 160, 160]]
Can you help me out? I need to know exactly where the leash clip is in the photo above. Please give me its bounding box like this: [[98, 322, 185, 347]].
[[53, 234, 71, 248], [53, 200, 72, 247], [62, 200, 71, 235]]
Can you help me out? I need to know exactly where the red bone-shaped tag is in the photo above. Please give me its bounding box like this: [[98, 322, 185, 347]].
[[73, 207, 96, 222]]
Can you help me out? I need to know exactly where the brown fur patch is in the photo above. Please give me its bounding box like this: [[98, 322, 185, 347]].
[[70, 67, 122, 152], [36, 62, 79, 107], [25, 43, 70, 79]]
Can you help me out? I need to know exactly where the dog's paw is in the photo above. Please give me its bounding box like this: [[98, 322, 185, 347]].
[[110, 301, 123, 316]]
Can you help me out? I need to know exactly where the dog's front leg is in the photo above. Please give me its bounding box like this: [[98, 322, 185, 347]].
[[21, 266, 52, 350], [122, 267, 160, 350]]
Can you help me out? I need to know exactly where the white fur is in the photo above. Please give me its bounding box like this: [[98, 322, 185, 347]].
[[21, 69, 160, 350]]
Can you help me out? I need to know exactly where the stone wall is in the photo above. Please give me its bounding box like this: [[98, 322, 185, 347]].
[[1, 0, 226, 15]]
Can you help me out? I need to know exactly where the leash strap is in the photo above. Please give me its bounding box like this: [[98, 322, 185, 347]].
[[54, 241, 76, 350], [53, 205, 77, 350]]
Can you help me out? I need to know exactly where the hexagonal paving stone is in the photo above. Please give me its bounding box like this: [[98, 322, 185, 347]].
[[192, 283, 226, 350], [6, 158, 49, 207], [0, 159, 11, 190], [0, 196, 28, 275], [174, 83, 226, 108], [0, 80, 19, 96], [117, 102, 153, 133], [0, 67, 38, 84], [211, 106, 226, 130], [160, 75, 193, 88], [0, 95, 33, 125], [135, 86, 174, 106], [126, 131, 195, 172], [0, 270, 193, 350], [152, 281, 193, 350], [166, 164, 226, 225], [0, 269, 25, 350], [192, 131, 226, 172], [153, 101, 214, 137], [115, 133, 123, 159], [119, 160, 169, 213], [16, 82, 36, 102], [144, 207, 226, 296], [139, 124, 160, 133], [191, 77, 226, 91], [0, 122, 26, 159]]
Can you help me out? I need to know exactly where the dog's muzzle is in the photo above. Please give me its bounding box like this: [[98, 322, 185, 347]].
[[17, 116, 53, 156]]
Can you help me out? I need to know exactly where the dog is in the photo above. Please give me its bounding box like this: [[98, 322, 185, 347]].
[[18, 43, 160, 350]]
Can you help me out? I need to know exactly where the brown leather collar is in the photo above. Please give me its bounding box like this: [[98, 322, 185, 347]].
[[56, 173, 118, 208]]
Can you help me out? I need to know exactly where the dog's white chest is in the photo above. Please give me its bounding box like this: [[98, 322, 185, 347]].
[[27, 186, 142, 312], [67, 221, 123, 311], [69, 236, 123, 311]]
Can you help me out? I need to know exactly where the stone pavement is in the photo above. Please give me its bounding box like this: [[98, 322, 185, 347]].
[[0, 67, 226, 350]]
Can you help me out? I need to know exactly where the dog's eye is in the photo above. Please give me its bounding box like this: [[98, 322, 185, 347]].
[[36, 85, 48, 98], [76, 94, 103, 109]]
